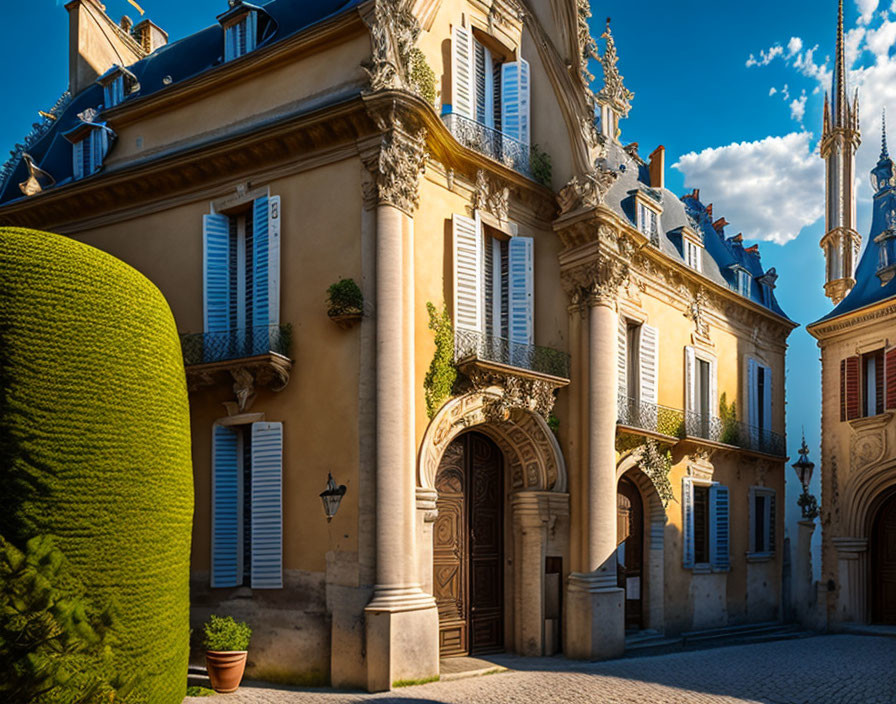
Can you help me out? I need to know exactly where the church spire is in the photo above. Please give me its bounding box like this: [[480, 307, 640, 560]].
[[820, 0, 862, 306], [596, 18, 634, 142], [882, 108, 889, 159]]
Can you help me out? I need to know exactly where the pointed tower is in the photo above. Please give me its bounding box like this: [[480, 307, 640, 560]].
[[596, 18, 634, 142], [820, 0, 862, 305]]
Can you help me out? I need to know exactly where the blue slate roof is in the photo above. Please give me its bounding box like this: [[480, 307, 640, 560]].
[[816, 143, 896, 323], [601, 141, 791, 320], [0, 0, 362, 204]]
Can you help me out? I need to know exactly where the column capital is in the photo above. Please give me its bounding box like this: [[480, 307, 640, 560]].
[[561, 254, 630, 309], [361, 118, 426, 215]]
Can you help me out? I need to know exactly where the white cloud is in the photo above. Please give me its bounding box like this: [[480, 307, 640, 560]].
[[866, 19, 896, 55], [769, 86, 778, 96], [791, 91, 809, 123], [746, 44, 785, 67], [787, 37, 804, 57], [672, 133, 824, 245], [857, 0, 880, 24]]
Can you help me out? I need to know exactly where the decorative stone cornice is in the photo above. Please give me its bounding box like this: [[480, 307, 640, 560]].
[[362, 122, 427, 214], [455, 363, 567, 421], [472, 169, 510, 222], [360, 0, 421, 95], [185, 354, 292, 413], [557, 165, 618, 216], [808, 299, 896, 339]]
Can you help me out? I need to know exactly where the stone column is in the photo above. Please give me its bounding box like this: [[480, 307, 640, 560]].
[[565, 271, 625, 660], [512, 492, 549, 657], [362, 125, 439, 692]]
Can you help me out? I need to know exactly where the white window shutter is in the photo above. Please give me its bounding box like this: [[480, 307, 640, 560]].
[[685, 346, 696, 414], [682, 478, 695, 568], [73, 140, 84, 180], [617, 316, 628, 398], [508, 236, 534, 345], [748, 359, 759, 428], [501, 59, 531, 145], [211, 424, 241, 588], [452, 25, 474, 119], [709, 484, 730, 569], [204, 213, 232, 336], [245, 11, 258, 53], [453, 213, 482, 333], [250, 421, 283, 589], [639, 324, 658, 430], [224, 24, 237, 62], [763, 365, 773, 432]]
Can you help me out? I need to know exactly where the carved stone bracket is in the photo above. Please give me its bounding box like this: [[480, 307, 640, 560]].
[[455, 364, 566, 421], [557, 166, 618, 216], [684, 286, 712, 342], [184, 353, 292, 415], [360, 0, 421, 95], [472, 169, 510, 222]]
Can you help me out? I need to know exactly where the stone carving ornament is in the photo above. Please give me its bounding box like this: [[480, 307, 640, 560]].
[[598, 19, 634, 119], [851, 431, 886, 469], [557, 164, 619, 215], [685, 287, 711, 339], [361, 0, 421, 94], [461, 368, 559, 420], [472, 170, 511, 221], [365, 126, 427, 213]]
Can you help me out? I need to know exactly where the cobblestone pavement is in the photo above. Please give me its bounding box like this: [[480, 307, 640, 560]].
[[184, 635, 896, 704]]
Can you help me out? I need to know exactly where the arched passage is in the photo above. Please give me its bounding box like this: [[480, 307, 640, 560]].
[[417, 389, 570, 658]]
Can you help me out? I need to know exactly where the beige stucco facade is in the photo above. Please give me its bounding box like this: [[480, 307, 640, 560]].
[[0, 0, 797, 691]]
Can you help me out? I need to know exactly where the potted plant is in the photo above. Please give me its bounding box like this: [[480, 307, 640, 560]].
[[203, 615, 252, 693], [327, 278, 363, 328]]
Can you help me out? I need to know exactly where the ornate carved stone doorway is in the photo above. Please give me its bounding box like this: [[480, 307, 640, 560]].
[[872, 492, 896, 624], [434, 432, 504, 656]]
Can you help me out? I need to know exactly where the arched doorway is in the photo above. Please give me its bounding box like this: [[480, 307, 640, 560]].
[[434, 431, 504, 656], [617, 476, 644, 631], [872, 492, 896, 624]]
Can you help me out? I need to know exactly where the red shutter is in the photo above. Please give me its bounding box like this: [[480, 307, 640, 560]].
[[843, 356, 860, 421], [887, 348, 896, 410]]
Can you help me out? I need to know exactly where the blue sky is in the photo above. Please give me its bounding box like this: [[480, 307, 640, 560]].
[[2, 1, 891, 550]]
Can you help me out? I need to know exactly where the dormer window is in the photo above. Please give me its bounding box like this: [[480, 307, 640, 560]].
[[757, 268, 778, 307], [64, 118, 113, 181], [633, 192, 662, 243], [97, 65, 138, 110], [223, 11, 257, 62], [681, 226, 704, 273], [734, 268, 752, 297], [875, 228, 896, 285]]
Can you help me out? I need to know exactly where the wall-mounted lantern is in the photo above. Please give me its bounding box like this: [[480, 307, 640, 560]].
[[320, 473, 347, 522]]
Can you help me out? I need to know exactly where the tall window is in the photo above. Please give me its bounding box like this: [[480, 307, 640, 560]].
[[618, 318, 659, 429], [104, 75, 125, 108], [863, 349, 884, 417], [685, 239, 702, 271], [686, 347, 717, 438], [683, 479, 730, 569], [749, 488, 776, 555], [736, 268, 752, 297], [72, 128, 110, 180], [637, 202, 660, 240], [211, 421, 283, 589], [748, 358, 773, 435], [203, 196, 281, 360]]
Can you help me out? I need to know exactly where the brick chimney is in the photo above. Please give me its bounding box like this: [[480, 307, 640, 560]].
[[648, 145, 665, 190], [133, 19, 169, 54], [65, 0, 145, 95]]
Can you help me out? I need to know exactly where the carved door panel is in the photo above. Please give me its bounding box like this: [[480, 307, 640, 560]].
[[434, 440, 467, 656], [469, 433, 503, 654], [873, 494, 896, 624], [617, 477, 644, 630], [434, 433, 503, 657]]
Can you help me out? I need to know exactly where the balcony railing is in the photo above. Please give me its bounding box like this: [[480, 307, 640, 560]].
[[618, 395, 787, 457], [455, 329, 570, 380], [442, 112, 533, 180], [180, 324, 291, 366]]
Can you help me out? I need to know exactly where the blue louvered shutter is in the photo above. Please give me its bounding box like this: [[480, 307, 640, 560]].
[[682, 478, 694, 568], [251, 421, 283, 589], [211, 424, 241, 588], [508, 236, 534, 347], [762, 366, 773, 432], [204, 213, 232, 344], [768, 491, 776, 552], [91, 128, 108, 173], [501, 59, 530, 145], [709, 484, 730, 569], [225, 24, 237, 61], [73, 140, 84, 179], [251, 196, 280, 355], [245, 11, 258, 53]]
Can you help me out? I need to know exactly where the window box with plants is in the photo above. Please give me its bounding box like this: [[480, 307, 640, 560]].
[[327, 278, 363, 328], [202, 615, 252, 693]]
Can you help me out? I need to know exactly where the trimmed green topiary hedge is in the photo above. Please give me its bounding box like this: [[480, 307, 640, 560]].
[[0, 228, 193, 703]]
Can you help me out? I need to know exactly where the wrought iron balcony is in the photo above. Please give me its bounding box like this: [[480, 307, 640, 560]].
[[441, 112, 533, 180], [454, 329, 570, 381], [180, 324, 291, 366], [617, 395, 787, 457]]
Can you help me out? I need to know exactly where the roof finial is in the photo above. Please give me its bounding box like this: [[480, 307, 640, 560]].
[[834, 0, 848, 127], [883, 108, 889, 158]]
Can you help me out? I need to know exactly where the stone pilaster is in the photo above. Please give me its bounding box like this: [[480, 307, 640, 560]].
[[362, 124, 438, 692], [832, 537, 868, 625]]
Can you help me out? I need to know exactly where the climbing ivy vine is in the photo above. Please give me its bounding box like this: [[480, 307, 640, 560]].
[[424, 302, 457, 419]]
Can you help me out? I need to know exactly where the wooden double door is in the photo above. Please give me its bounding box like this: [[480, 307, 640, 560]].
[[872, 493, 896, 624], [434, 432, 504, 656]]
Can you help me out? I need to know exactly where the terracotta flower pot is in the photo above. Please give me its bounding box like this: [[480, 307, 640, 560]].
[[205, 650, 248, 693]]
